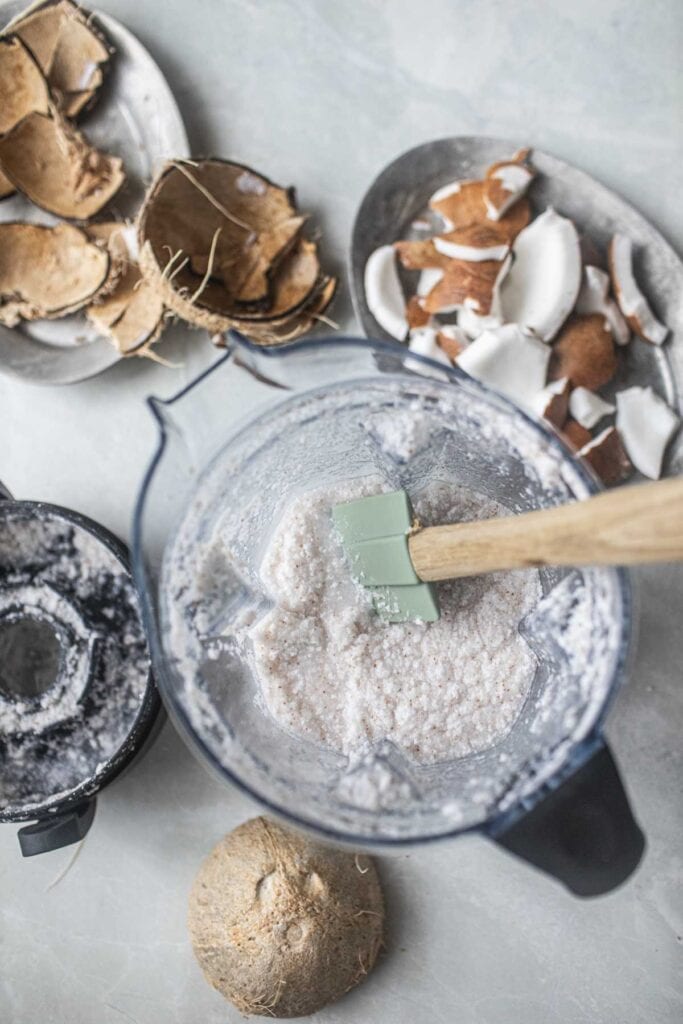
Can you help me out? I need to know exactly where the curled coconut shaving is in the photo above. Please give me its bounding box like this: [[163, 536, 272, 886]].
[[608, 234, 668, 345], [138, 159, 335, 339], [0, 221, 109, 326], [8, 0, 112, 119]]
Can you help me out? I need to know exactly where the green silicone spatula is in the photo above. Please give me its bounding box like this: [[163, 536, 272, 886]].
[[332, 478, 683, 623]]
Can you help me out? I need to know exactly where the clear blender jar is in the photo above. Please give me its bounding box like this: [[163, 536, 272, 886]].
[[133, 334, 643, 896]]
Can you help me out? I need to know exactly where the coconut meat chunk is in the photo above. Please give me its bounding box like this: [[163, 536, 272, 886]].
[[616, 386, 680, 479]]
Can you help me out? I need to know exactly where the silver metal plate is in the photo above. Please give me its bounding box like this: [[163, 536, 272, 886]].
[[350, 137, 683, 476], [0, 3, 190, 385]]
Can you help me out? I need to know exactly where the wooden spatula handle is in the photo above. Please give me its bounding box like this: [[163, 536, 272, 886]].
[[409, 477, 683, 582]]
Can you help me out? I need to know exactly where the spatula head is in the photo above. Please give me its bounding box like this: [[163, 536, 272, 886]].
[[332, 489, 440, 623]]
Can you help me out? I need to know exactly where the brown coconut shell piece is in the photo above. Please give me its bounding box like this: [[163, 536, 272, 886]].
[[422, 257, 506, 316], [0, 36, 50, 134], [430, 179, 531, 237], [562, 418, 592, 451], [0, 221, 109, 326], [241, 275, 338, 346], [0, 35, 51, 199], [540, 378, 571, 429], [188, 817, 384, 1018], [138, 159, 309, 330], [0, 110, 125, 219], [11, 0, 112, 119], [190, 213, 307, 306], [0, 169, 14, 199], [394, 238, 451, 271], [578, 426, 633, 485], [84, 222, 165, 355], [405, 294, 431, 329], [549, 314, 618, 391]]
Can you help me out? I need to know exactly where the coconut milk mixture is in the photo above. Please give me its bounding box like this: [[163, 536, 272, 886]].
[[248, 479, 540, 764]]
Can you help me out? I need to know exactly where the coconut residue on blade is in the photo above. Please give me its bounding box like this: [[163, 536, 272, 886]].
[[246, 479, 541, 764]]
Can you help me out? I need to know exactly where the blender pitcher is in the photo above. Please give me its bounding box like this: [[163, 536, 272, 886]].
[[133, 333, 644, 896]]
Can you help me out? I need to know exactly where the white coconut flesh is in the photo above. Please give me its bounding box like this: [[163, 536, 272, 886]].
[[485, 163, 534, 220], [456, 323, 550, 410], [417, 267, 444, 297], [457, 304, 504, 339], [0, 222, 109, 326], [499, 208, 581, 341], [575, 265, 630, 346], [433, 235, 509, 262], [609, 234, 668, 345], [616, 386, 680, 479], [569, 386, 615, 429], [364, 244, 408, 340]]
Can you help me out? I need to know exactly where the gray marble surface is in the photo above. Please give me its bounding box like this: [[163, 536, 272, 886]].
[[1, 1, 682, 1022]]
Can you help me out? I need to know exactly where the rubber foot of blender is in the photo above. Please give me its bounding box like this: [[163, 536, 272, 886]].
[[18, 798, 97, 857]]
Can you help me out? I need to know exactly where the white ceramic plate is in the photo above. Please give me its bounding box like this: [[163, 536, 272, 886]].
[[0, 3, 190, 385]]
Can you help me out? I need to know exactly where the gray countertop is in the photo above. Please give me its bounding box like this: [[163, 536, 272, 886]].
[[1, 2, 682, 1022]]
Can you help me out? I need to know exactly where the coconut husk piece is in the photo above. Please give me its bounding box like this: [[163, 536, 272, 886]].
[[0, 35, 50, 133], [241, 275, 338, 345], [422, 257, 505, 316], [138, 158, 310, 330], [0, 35, 51, 198], [83, 222, 166, 356], [0, 109, 125, 219], [549, 313, 618, 391], [10, 0, 112, 119], [0, 221, 109, 326], [188, 817, 384, 1018]]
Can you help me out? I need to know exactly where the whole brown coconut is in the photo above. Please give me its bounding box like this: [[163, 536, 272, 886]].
[[188, 817, 384, 1018]]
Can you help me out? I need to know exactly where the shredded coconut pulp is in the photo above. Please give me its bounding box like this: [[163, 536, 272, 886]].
[[247, 479, 540, 765]]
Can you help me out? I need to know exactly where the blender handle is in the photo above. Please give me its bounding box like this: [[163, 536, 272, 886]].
[[487, 743, 644, 896], [17, 798, 96, 857]]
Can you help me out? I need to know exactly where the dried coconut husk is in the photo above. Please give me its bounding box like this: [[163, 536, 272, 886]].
[[422, 256, 506, 316], [0, 35, 51, 199], [188, 817, 384, 1018], [0, 109, 125, 219], [9, 0, 112, 119], [137, 158, 309, 330], [0, 36, 50, 134], [0, 220, 109, 326], [84, 222, 166, 355], [549, 313, 617, 390], [241, 275, 338, 345], [190, 213, 307, 307]]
